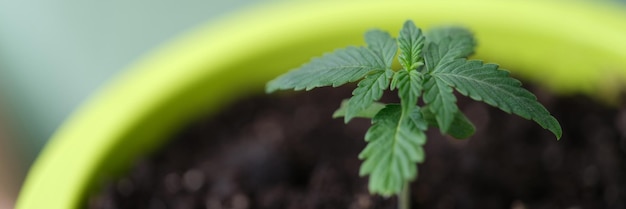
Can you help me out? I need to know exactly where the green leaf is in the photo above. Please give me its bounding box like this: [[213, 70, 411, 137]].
[[431, 59, 562, 139], [365, 30, 397, 67], [425, 26, 475, 58], [333, 100, 386, 119], [398, 20, 425, 71], [392, 70, 423, 116], [359, 104, 427, 196], [422, 75, 459, 133], [421, 28, 473, 134], [424, 27, 476, 73], [344, 69, 392, 122], [266, 46, 385, 93], [421, 106, 475, 139]]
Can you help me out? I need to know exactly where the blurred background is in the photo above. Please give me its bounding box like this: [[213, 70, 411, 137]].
[[0, 1, 271, 208], [1, 0, 626, 209]]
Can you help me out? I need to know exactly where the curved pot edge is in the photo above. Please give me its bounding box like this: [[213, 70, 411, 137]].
[[16, 1, 626, 208]]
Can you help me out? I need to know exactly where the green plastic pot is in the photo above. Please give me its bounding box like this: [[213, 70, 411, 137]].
[[16, 1, 626, 208]]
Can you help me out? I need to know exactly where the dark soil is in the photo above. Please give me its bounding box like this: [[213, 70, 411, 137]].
[[89, 85, 626, 209]]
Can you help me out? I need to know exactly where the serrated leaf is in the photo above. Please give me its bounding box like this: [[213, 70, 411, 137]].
[[431, 59, 562, 139], [424, 27, 476, 73], [358, 104, 427, 196], [266, 46, 385, 93], [422, 75, 459, 133], [421, 106, 475, 139], [365, 30, 397, 67], [398, 20, 425, 71], [345, 69, 392, 122], [392, 70, 423, 116], [425, 26, 475, 58], [333, 100, 386, 119], [421, 29, 473, 134]]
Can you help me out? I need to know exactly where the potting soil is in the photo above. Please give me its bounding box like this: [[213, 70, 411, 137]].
[[88, 85, 626, 209]]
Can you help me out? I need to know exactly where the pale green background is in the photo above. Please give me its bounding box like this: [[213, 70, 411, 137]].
[[0, 0, 274, 167], [0, 0, 269, 206]]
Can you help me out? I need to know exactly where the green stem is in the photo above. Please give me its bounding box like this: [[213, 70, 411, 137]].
[[399, 182, 410, 209]]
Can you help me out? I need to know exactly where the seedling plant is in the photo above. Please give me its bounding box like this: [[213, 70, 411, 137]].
[[266, 20, 562, 209]]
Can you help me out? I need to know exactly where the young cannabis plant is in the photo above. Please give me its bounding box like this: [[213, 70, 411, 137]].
[[266, 20, 562, 201]]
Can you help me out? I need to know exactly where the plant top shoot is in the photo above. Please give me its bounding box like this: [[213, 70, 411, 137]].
[[266, 20, 562, 208]]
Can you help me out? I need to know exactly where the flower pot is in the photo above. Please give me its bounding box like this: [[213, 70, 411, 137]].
[[16, 1, 626, 208]]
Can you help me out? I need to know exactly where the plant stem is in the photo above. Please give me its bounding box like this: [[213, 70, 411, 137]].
[[399, 182, 410, 209]]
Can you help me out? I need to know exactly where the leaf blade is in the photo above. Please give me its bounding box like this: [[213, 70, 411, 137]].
[[333, 100, 386, 119], [425, 26, 475, 59], [424, 27, 476, 72], [432, 59, 562, 139], [358, 104, 427, 196], [422, 75, 459, 133], [266, 46, 385, 93], [345, 69, 392, 122], [365, 30, 397, 67], [398, 20, 425, 71], [393, 70, 423, 116], [421, 106, 475, 139]]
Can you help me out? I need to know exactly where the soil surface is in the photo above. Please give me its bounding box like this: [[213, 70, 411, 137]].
[[89, 85, 626, 209]]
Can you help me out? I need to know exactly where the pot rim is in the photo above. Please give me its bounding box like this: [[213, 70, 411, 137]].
[[16, 1, 626, 208]]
